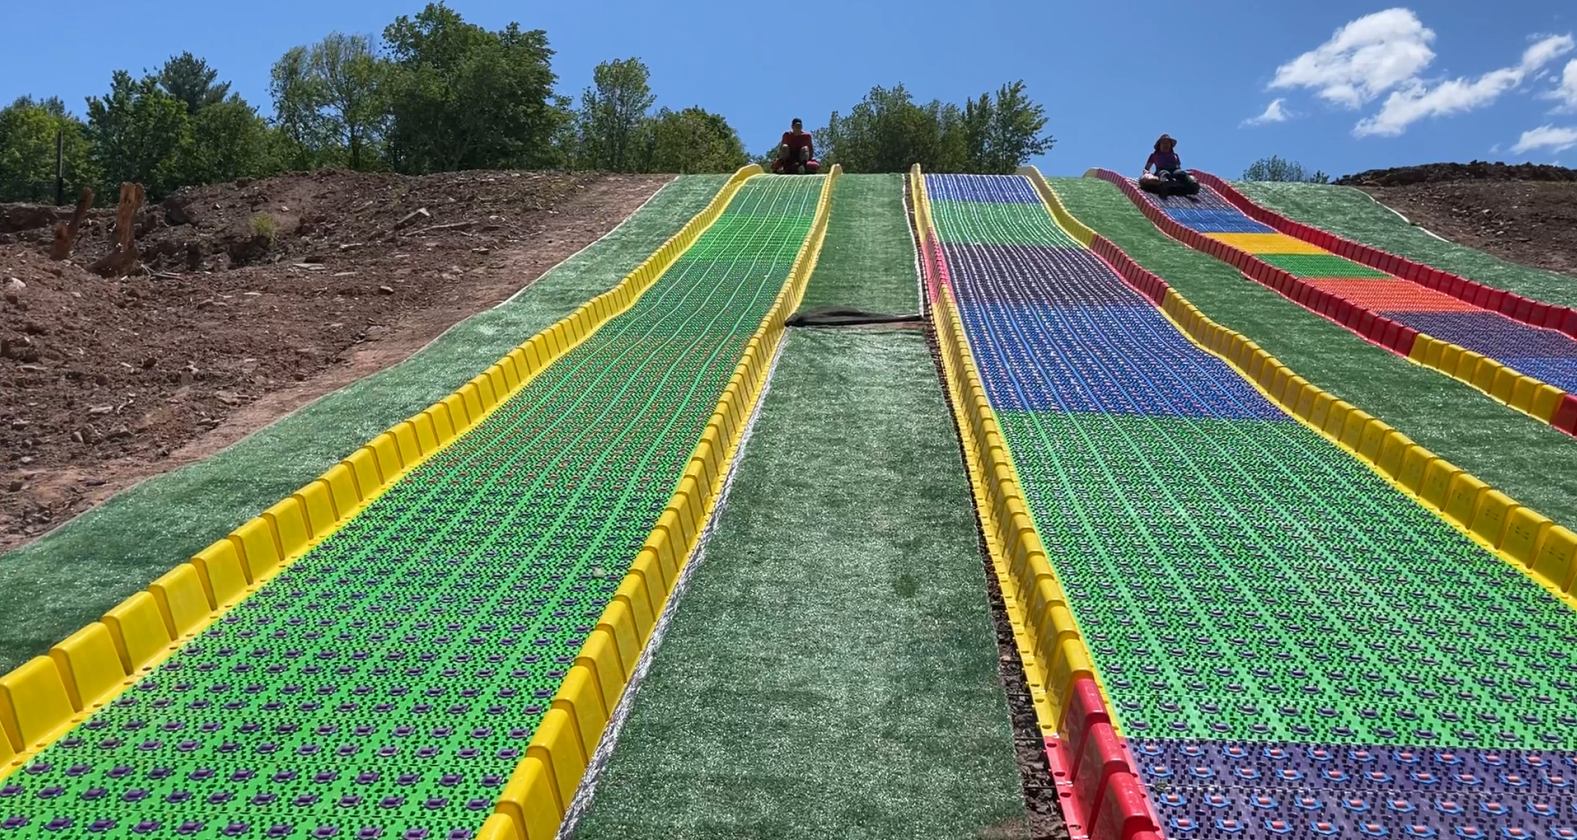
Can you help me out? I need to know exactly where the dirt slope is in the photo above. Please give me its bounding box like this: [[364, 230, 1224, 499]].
[[1337, 162, 1577, 276], [0, 170, 670, 550]]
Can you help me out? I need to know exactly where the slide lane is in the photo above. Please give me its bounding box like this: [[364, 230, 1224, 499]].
[[1092, 169, 1577, 436], [920, 173, 1577, 840], [0, 174, 828, 838], [1195, 172, 1577, 336]]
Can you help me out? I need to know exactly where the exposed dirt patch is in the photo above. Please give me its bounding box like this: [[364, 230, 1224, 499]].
[[1337, 163, 1577, 277], [0, 170, 670, 551], [1337, 161, 1577, 187]]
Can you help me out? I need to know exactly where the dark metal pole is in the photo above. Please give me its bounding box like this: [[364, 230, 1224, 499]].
[[55, 126, 65, 206]]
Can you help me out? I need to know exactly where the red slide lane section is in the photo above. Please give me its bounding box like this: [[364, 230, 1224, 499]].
[[1193, 171, 1577, 341]]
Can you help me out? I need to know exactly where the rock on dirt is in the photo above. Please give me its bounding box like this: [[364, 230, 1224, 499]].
[[0, 169, 672, 551], [1335, 162, 1577, 276]]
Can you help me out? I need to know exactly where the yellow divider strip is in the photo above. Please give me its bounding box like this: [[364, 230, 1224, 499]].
[[1207, 232, 1327, 255], [1020, 167, 1577, 611], [909, 165, 1096, 739], [1406, 335, 1568, 423], [0, 165, 765, 776], [488, 166, 843, 840]]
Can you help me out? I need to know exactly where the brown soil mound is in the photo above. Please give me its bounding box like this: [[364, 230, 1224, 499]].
[[0, 170, 670, 550], [1332, 163, 1577, 277], [1337, 161, 1577, 187]]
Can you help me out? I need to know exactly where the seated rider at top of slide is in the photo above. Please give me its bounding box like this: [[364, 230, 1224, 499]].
[[1140, 133, 1199, 196], [773, 118, 820, 174], [1144, 133, 1182, 175]]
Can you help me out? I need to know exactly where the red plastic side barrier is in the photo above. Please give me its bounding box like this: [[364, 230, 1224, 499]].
[[1092, 235, 1169, 306], [1555, 395, 1577, 435], [1194, 170, 1577, 340], [1095, 777, 1163, 840], [1057, 676, 1114, 771], [1075, 724, 1133, 823]]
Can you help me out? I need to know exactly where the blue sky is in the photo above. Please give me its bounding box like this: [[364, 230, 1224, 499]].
[[3, 0, 1575, 177]]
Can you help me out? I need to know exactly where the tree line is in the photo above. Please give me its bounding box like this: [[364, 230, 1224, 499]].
[[1242, 155, 1330, 183], [0, 2, 1058, 205], [795, 82, 1054, 174]]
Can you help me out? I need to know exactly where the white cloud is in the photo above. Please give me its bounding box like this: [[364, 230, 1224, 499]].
[[1511, 124, 1577, 154], [1525, 34, 1576, 69], [1546, 59, 1577, 110], [1354, 34, 1575, 136], [1242, 99, 1294, 127], [1270, 8, 1437, 107]]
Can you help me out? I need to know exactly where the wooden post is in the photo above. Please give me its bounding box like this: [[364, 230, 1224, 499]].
[[90, 183, 145, 277], [49, 187, 94, 261]]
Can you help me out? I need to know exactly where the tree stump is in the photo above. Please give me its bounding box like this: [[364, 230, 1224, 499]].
[[49, 187, 94, 261], [91, 183, 145, 277]]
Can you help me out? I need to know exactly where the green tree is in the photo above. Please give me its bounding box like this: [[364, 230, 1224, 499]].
[[0, 97, 98, 202], [270, 46, 331, 169], [157, 52, 232, 114], [812, 82, 1053, 173], [818, 85, 957, 173], [976, 80, 1053, 173], [642, 106, 746, 173], [546, 93, 579, 168], [180, 97, 280, 185], [958, 92, 994, 172], [86, 70, 192, 196], [1243, 155, 1327, 182], [382, 3, 562, 173], [310, 33, 387, 170], [576, 57, 656, 171]]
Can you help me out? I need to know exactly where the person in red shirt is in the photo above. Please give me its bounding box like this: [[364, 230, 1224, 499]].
[[772, 118, 820, 174]]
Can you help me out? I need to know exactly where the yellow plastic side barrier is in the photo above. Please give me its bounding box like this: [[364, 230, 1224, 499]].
[[1020, 166, 1577, 609], [490, 166, 842, 839], [474, 814, 518, 840], [498, 757, 560, 840], [0, 658, 74, 754], [47, 624, 126, 713], [1019, 165, 1094, 246], [191, 539, 247, 608], [229, 517, 280, 582], [0, 166, 768, 780], [148, 565, 212, 639], [1534, 526, 1577, 591], [294, 480, 337, 539], [100, 592, 173, 674]]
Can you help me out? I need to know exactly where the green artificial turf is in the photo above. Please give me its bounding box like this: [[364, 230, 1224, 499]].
[[1237, 181, 1577, 309], [1051, 176, 1577, 532], [574, 174, 1025, 840], [0, 175, 728, 674], [1257, 252, 1389, 278], [795, 173, 921, 314], [572, 332, 1026, 840]]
